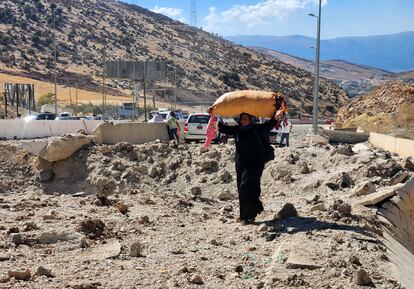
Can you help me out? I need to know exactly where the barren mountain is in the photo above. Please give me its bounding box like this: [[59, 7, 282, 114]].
[[336, 81, 414, 139], [0, 0, 348, 115], [252, 47, 400, 97]]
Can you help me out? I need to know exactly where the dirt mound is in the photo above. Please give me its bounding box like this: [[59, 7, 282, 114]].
[[336, 81, 414, 139]]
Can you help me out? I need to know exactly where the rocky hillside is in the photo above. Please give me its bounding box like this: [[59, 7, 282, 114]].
[[336, 81, 414, 139], [0, 0, 348, 115]]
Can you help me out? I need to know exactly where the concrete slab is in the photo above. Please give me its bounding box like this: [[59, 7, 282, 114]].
[[17, 133, 95, 162], [286, 253, 322, 270], [352, 143, 371, 153], [353, 184, 404, 206], [17, 140, 48, 155]]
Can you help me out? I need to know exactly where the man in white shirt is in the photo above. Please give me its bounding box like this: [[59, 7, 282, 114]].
[[280, 115, 292, 147]]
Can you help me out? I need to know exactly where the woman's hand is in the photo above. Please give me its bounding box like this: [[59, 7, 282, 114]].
[[275, 109, 284, 120]]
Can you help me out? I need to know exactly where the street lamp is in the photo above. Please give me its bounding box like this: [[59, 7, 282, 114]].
[[309, 0, 322, 135]]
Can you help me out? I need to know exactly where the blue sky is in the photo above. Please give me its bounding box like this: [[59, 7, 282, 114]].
[[125, 0, 414, 39]]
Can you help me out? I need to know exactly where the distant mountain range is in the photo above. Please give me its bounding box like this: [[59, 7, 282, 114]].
[[226, 32, 414, 72], [252, 47, 414, 96]]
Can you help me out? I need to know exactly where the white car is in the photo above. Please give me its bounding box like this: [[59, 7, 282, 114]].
[[183, 113, 221, 143], [148, 111, 184, 122]]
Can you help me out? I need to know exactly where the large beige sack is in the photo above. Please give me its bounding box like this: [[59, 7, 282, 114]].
[[209, 90, 287, 118]]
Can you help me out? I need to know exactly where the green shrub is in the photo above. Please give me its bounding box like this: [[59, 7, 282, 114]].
[[0, 32, 12, 46], [37, 93, 55, 110], [219, 71, 241, 88], [23, 4, 37, 21], [0, 8, 17, 24]]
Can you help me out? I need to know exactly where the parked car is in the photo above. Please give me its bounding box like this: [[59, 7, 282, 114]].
[[148, 111, 185, 122], [24, 112, 56, 121], [78, 116, 94, 120], [56, 112, 77, 120], [183, 113, 221, 143]]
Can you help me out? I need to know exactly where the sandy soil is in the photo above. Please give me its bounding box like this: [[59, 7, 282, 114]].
[[0, 126, 411, 289]]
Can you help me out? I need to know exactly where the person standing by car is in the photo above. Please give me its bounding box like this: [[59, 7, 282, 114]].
[[217, 110, 282, 224], [166, 111, 181, 142], [280, 113, 292, 147], [152, 112, 164, 123]]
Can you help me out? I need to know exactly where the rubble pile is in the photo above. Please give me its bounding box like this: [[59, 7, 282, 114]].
[[0, 134, 412, 288]]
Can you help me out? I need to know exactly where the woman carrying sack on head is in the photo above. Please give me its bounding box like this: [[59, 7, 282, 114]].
[[217, 109, 284, 224]]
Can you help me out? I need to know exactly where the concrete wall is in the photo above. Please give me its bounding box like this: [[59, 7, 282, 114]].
[[0, 119, 101, 139], [370, 132, 414, 158], [93, 121, 186, 144]]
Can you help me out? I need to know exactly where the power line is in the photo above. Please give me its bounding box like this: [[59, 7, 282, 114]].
[[190, 0, 197, 27]]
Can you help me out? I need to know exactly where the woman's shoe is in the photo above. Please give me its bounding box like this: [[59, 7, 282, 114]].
[[241, 218, 255, 225]]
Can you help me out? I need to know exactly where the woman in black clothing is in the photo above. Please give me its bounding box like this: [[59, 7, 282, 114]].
[[218, 112, 278, 223]]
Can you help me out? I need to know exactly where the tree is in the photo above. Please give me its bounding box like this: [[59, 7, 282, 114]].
[[44, 35, 53, 47], [37, 93, 55, 110], [23, 4, 37, 21], [31, 34, 41, 46], [0, 32, 12, 46], [45, 58, 54, 69], [0, 8, 17, 24], [220, 71, 241, 88], [68, 28, 76, 40], [35, 1, 44, 12]]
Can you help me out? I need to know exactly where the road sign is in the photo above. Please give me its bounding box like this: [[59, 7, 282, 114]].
[[105, 60, 166, 81]]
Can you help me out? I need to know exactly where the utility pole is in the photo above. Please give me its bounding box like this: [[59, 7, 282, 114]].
[[152, 81, 156, 110], [143, 76, 147, 122], [174, 66, 177, 110], [206, 77, 211, 99], [102, 49, 107, 118], [69, 88, 73, 114], [53, 3, 58, 115], [310, 0, 322, 134], [4, 90, 7, 119], [15, 87, 19, 118], [132, 81, 137, 121], [75, 87, 78, 117]]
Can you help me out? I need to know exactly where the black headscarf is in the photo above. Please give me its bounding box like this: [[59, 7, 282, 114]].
[[238, 113, 256, 131]]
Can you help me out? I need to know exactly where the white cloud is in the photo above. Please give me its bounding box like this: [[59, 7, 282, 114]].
[[204, 0, 327, 33], [151, 6, 186, 22]]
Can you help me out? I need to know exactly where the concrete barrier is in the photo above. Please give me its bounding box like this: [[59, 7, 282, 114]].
[[93, 122, 186, 144], [0, 119, 101, 139], [378, 177, 414, 289], [396, 137, 414, 158], [370, 132, 414, 158]]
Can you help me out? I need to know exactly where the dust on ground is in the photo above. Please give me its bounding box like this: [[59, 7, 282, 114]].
[[0, 126, 412, 289]]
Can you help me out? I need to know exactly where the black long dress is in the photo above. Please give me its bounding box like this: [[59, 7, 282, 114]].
[[219, 118, 276, 221]]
